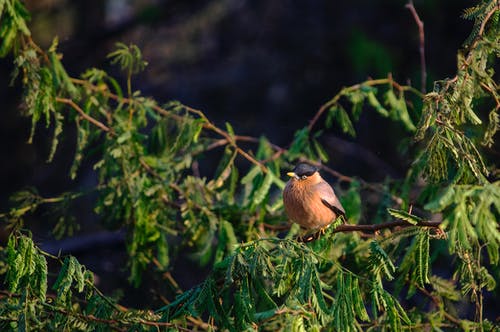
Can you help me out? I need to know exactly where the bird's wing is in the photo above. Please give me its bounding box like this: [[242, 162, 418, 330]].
[[316, 182, 345, 217]]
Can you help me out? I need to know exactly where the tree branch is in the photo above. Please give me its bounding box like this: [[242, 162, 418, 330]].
[[267, 217, 441, 243], [183, 104, 269, 172], [456, 4, 499, 73], [405, 1, 427, 93], [298, 219, 441, 242], [332, 219, 441, 233], [56, 97, 113, 134], [477, 2, 499, 39]]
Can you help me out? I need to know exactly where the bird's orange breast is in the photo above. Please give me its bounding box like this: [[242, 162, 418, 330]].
[[283, 181, 336, 230]]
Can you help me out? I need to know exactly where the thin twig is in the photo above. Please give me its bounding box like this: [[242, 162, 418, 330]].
[[479, 82, 500, 110], [406, 1, 427, 93], [56, 97, 113, 134], [416, 284, 462, 326], [477, 2, 499, 39], [27, 36, 50, 64], [307, 77, 422, 132], [205, 135, 284, 153]]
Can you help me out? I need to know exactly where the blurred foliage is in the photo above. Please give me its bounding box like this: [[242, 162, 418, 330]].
[[347, 30, 394, 77], [1, 0, 499, 330]]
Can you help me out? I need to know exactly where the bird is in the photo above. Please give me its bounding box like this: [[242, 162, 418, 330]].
[[283, 163, 345, 241]]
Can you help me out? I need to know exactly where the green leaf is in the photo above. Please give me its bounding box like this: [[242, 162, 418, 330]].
[[253, 277, 278, 311], [214, 220, 238, 264], [329, 105, 356, 137], [107, 42, 148, 74], [225, 122, 235, 139], [241, 166, 262, 185], [74, 259, 85, 293], [156, 233, 169, 270], [311, 272, 330, 323], [70, 119, 89, 179], [291, 315, 306, 332], [288, 127, 310, 159], [346, 89, 366, 120], [483, 107, 499, 147], [367, 90, 389, 117], [340, 180, 361, 224], [352, 276, 370, 322], [49, 39, 79, 97], [0, 19, 17, 57], [464, 105, 482, 125], [297, 262, 313, 302], [34, 253, 48, 301], [117, 131, 131, 144], [0, 0, 30, 57], [53, 256, 78, 304], [387, 208, 422, 225], [256, 136, 274, 160], [369, 241, 396, 280], [6, 236, 22, 292], [416, 230, 430, 287], [430, 276, 460, 301], [210, 148, 237, 189], [424, 186, 456, 212], [47, 112, 64, 162], [254, 308, 278, 321], [107, 75, 124, 99], [313, 139, 328, 163], [384, 89, 416, 132]]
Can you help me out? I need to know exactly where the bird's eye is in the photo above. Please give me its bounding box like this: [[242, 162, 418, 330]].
[[301, 175, 307, 180]]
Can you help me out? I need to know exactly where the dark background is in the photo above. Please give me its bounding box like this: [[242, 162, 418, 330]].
[[1, 0, 474, 308]]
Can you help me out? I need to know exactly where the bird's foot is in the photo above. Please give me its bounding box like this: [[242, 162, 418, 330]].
[[296, 227, 327, 243]]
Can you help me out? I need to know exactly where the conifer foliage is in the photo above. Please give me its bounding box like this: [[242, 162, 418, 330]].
[[1, 0, 499, 330]]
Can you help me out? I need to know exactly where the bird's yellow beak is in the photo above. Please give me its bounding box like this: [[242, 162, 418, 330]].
[[287, 172, 297, 178]]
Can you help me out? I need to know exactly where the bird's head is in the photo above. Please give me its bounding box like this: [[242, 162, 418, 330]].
[[287, 163, 320, 182]]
